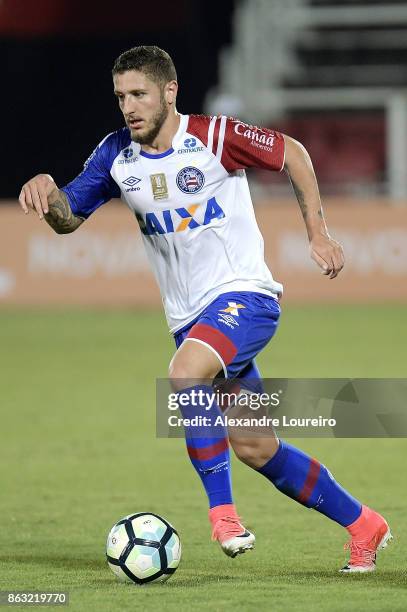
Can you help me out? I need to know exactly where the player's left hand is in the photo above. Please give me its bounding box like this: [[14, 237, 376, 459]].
[[310, 234, 344, 279]]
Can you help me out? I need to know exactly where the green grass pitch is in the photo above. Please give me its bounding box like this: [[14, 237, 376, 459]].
[[0, 304, 406, 611]]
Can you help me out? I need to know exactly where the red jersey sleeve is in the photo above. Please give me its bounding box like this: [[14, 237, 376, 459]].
[[218, 116, 285, 173], [187, 114, 285, 172]]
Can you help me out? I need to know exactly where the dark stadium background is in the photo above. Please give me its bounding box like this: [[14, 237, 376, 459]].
[[1, 0, 235, 198]]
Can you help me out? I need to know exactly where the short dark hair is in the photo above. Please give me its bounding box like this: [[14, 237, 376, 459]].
[[112, 45, 177, 87]]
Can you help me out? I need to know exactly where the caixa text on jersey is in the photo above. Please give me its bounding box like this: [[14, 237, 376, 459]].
[[135, 197, 225, 236]]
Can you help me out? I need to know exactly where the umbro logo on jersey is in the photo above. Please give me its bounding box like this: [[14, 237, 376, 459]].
[[122, 176, 141, 192], [221, 302, 245, 316], [177, 137, 205, 154], [122, 176, 141, 186], [135, 196, 225, 236]]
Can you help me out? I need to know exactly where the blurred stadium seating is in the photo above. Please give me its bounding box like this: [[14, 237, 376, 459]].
[[206, 0, 407, 198]]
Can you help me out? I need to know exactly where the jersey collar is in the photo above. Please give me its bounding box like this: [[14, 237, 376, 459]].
[[138, 114, 188, 159], [139, 148, 174, 159]]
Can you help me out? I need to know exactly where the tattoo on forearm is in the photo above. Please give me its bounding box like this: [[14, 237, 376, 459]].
[[290, 178, 308, 219], [290, 177, 326, 223], [44, 190, 83, 234]]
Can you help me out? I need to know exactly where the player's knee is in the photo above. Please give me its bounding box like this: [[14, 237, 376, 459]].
[[168, 354, 220, 389], [233, 443, 266, 468], [232, 438, 279, 469], [168, 360, 194, 391]]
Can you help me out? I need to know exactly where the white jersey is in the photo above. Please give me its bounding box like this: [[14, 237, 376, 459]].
[[62, 114, 285, 332]]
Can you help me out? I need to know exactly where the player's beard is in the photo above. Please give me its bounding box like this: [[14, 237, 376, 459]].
[[130, 93, 169, 145]]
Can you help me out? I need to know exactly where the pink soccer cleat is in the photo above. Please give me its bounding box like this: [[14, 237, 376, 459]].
[[209, 504, 255, 558], [340, 505, 393, 573]]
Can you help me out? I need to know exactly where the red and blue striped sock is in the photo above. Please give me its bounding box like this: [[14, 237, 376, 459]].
[[178, 385, 233, 509], [257, 440, 362, 526]]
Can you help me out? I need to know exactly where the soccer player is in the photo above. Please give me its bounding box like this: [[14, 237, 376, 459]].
[[19, 46, 392, 572]]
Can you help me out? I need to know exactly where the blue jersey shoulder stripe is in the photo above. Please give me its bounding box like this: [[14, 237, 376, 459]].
[[62, 128, 131, 219]]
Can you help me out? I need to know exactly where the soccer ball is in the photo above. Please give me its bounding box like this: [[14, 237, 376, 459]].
[[106, 512, 181, 584]]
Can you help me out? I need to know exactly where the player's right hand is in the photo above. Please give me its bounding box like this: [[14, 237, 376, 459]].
[[19, 174, 58, 220]]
